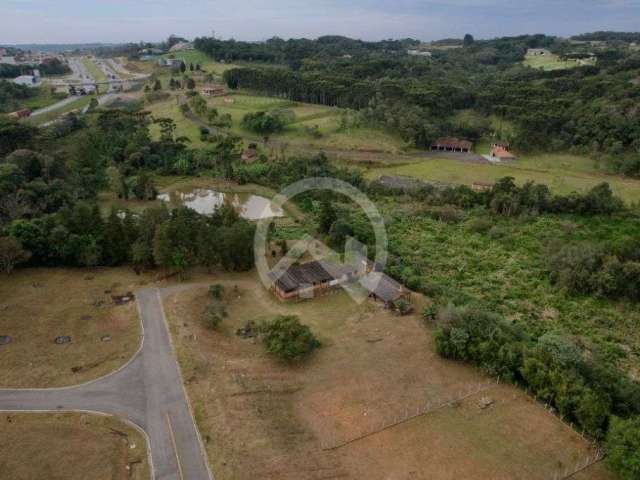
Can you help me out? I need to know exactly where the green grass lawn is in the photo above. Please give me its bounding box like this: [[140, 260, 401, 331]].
[[81, 57, 107, 82], [523, 53, 595, 71], [365, 153, 640, 204], [17, 86, 68, 111], [163, 50, 237, 75], [25, 96, 92, 126], [146, 98, 207, 147], [207, 92, 406, 152]]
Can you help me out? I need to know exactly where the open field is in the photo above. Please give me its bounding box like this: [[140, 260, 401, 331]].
[[523, 52, 595, 71], [16, 86, 68, 111], [365, 154, 640, 204], [0, 267, 152, 387], [25, 95, 92, 126], [0, 412, 149, 480], [163, 272, 613, 480]]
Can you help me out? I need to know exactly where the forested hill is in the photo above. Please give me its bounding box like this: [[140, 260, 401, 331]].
[[196, 34, 640, 176]]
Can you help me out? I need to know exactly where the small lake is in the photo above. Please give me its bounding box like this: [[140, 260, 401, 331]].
[[157, 188, 284, 220]]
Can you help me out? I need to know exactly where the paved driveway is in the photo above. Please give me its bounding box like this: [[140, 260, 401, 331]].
[[0, 288, 212, 480]]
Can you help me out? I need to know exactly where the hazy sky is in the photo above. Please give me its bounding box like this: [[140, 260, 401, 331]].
[[2, 0, 640, 44]]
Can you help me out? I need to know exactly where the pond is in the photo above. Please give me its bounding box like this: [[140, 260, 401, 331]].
[[157, 188, 284, 220]]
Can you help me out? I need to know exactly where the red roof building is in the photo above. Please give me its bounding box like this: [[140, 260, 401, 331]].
[[490, 147, 516, 160]]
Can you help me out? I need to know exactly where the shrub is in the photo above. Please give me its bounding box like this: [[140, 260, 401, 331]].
[[466, 216, 493, 234], [208, 284, 224, 300], [606, 416, 640, 480], [203, 301, 226, 330], [395, 298, 413, 315], [260, 315, 320, 361]]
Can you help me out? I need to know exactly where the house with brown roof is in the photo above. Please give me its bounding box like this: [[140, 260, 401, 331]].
[[360, 272, 411, 309], [490, 146, 516, 161], [431, 137, 473, 153], [201, 84, 225, 97], [268, 260, 356, 301]]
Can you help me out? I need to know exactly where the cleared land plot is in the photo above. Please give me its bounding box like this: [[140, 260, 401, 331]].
[[25, 95, 92, 126], [146, 98, 207, 147], [0, 268, 150, 387], [164, 272, 612, 480], [523, 53, 595, 71], [0, 412, 149, 480], [204, 92, 405, 152], [365, 154, 640, 204], [16, 86, 68, 111]]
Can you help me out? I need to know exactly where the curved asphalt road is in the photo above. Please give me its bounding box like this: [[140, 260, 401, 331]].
[[0, 288, 212, 480]]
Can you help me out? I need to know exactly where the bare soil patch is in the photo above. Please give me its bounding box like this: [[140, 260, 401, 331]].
[[164, 272, 614, 480], [0, 267, 153, 387], [0, 412, 149, 480]]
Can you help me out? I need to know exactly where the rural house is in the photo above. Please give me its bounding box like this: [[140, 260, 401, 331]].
[[431, 137, 473, 153], [471, 181, 494, 192], [360, 272, 411, 309], [268, 260, 356, 301], [201, 84, 225, 97], [490, 146, 516, 161]]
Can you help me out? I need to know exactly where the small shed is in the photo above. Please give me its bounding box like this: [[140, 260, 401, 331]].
[[10, 108, 32, 119], [490, 147, 516, 161], [361, 272, 410, 309], [471, 181, 494, 192]]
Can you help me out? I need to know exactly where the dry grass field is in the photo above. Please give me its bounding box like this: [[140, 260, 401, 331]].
[[0, 267, 154, 387], [163, 271, 615, 480], [0, 412, 149, 480]]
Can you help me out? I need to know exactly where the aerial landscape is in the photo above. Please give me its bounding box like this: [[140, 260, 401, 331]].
[[2, 1, 640, 479]]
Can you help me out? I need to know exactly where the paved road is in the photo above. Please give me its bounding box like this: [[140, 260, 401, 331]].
[[30, 95, 83, 117], [0, 288, 212, 480]]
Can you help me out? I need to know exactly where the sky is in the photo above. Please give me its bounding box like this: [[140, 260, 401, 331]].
[[1, 0, 640, 44]]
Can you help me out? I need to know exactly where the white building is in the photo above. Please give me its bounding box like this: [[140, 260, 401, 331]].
[[407, 49, 432, 57], [0, 56, 16, 65], [13, 75, 41, 87], [158, 58, 184, 68]]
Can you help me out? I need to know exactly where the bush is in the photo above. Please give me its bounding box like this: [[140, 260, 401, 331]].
[[203, 300, 226, 330], [209, 283, 224, 300], [606, 416, 640, 480], [466, 216, 493, 234], [260, 315, 320, 361]]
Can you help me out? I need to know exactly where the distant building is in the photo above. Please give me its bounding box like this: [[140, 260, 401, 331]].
[[471, 181, 494, 192], [527, 48, 551, 56], [13, 75, 40, 87], [408, 49, 432, 57], [169, 42, 194, 52], [158, 58, 183, 68], [0, 56, 16, 65], [201, 84, 225, 97], [490, 146, 516, 161], [431, 137, 473, 153], [490, 141, 510, 149]]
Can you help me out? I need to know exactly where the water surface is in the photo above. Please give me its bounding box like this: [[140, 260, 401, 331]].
[[157, 188, 283, 220]]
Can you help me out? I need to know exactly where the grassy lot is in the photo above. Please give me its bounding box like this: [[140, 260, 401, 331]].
[[17, 86, 68, 111], [25, 95, 92, 126], [0, 412, 149, 480], [381, 203, 640, 377], [523, 53, 595, 71], [81, 56, 108, 82], [0, 267, 151, 387], [365, 153, 640, 204], [163, 272, 613, 480], [146, 98, 207, 147]]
